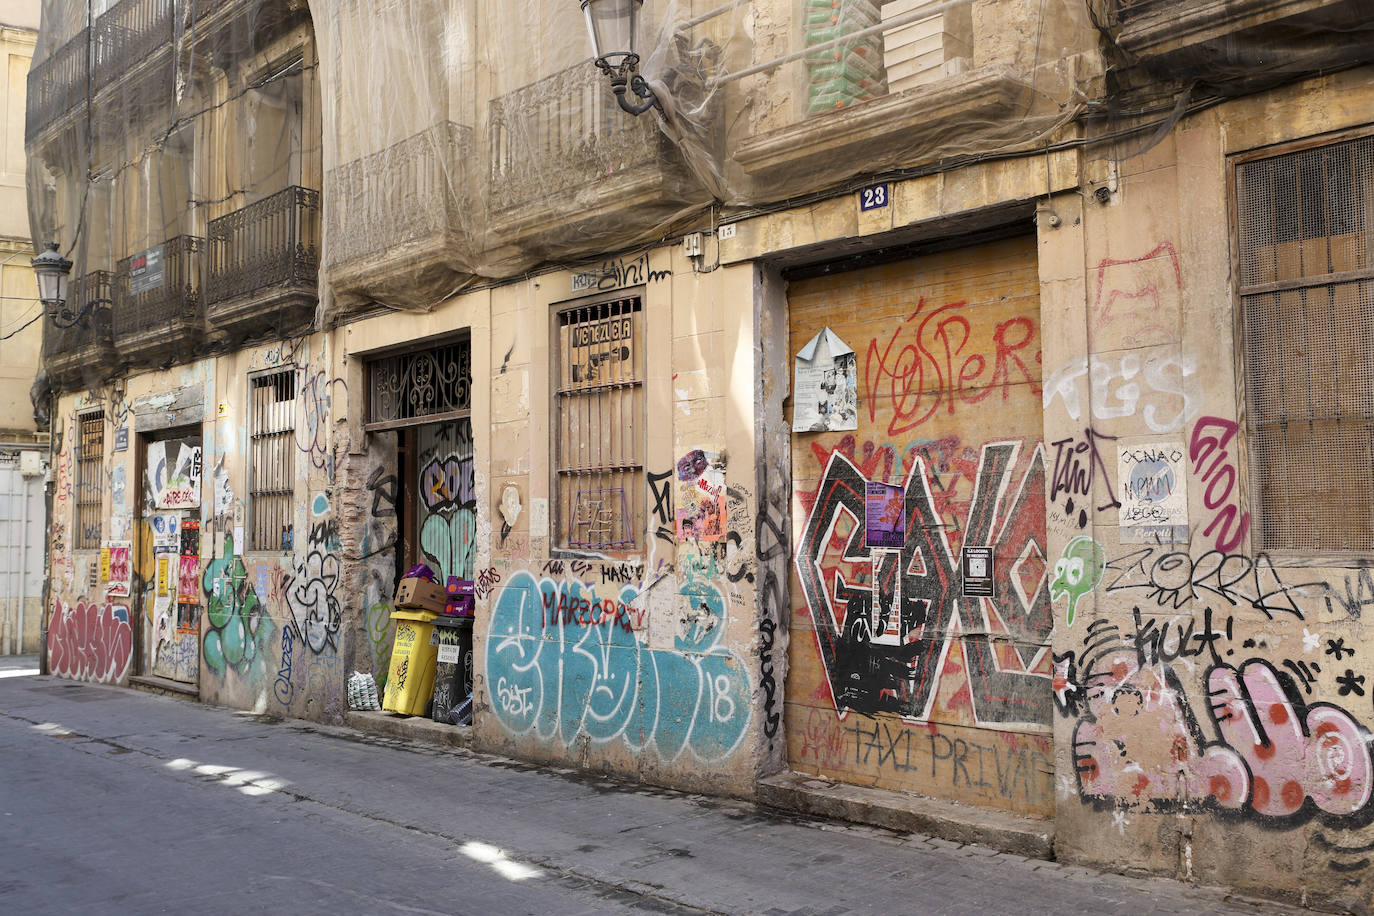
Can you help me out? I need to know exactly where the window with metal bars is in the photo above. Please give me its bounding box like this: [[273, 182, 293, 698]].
[[75, 412, 104, 550], [555, 297, 644, 553], [249, 369, 297, 551], [1236, 133, 1374, 552]]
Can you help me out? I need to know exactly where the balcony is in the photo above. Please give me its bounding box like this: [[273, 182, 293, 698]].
[[25, 27, 88, 145], [206, 186, 319, 336], [93, 0, 176, 94], [114, 235, 205, 365], [42, 271, 118, 390], [487, 61, 695, 249], [1107, 0, 1373, 76], [325, 122, 472, 305]]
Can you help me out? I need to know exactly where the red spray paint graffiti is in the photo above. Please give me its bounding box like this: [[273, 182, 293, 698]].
[[48, 600, 133, 684]]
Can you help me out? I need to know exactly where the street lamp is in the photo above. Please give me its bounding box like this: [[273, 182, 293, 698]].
[[582, 0, 660, 115], [31, 241, 110, 329]]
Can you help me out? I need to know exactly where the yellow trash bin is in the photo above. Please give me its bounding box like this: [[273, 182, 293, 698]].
[[382, 608, 440, 715]]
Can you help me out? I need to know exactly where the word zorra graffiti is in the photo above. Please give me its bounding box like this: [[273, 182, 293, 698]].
[[795, 441, 1051, 727]]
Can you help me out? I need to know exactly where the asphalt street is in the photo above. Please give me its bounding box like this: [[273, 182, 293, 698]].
[[0, 658, 1289, 915]]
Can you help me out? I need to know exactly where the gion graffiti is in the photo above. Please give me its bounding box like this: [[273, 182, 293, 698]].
[[1069, 652, 1372, 822], [487, 572, 750, 762], [863, 299, 1039, 436], [48, 600, 133, 684], [1189, 416, 1250, 553], [795, 441, 1051, 726]]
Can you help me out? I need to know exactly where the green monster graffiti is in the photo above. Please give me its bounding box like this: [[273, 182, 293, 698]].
[[202, 534, 275, 677], [1050, 535, 1105, 627]]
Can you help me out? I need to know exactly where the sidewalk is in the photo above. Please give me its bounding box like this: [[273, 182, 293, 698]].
[[1, 670, 1298, 915]]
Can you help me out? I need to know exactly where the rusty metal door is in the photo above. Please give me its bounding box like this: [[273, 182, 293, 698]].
[[785, 234, 1054, 817]]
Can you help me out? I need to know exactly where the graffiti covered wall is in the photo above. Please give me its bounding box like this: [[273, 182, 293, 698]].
[[786, 237, 1055, 816]]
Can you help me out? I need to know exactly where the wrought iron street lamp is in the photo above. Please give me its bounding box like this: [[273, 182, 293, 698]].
[[31, 241, 110, 329], [582, 0, 660, 115]]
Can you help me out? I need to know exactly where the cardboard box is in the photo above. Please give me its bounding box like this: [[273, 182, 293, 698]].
[[395, 576, 447, 613]]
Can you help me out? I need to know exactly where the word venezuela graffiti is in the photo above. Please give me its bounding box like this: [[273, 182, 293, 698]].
[[795, 440, 1051, 726], [486, 571, 750, 762]]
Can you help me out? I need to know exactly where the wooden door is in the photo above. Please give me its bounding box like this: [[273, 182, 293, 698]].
[[785, 234, 1055, 817]]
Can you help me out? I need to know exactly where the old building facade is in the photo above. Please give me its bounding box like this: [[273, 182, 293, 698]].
[[28, 1, 1374, 910]]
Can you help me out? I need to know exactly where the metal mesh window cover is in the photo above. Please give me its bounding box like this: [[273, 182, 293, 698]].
[[75, 412, 104, 549], [555, 297, 644, 552], [366, 338, 472, 431], [250, 369, 296, 551], [1237, 135, 1374, 552]]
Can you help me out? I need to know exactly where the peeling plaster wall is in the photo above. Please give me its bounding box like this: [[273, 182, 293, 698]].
[[1044, 69, 1374, 912]]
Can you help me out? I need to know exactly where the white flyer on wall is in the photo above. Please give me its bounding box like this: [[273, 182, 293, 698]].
[[793, 327, 858, 432], [1117, 442, 1189, 543]]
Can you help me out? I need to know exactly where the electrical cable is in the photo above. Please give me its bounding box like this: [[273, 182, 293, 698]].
[[0, 309, 42, 341]]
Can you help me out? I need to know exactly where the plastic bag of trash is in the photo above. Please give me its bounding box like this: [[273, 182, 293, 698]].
[[347, 671, 382, 711]]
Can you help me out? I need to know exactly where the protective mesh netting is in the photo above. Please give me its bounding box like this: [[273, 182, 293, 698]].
[[25, 0, 1374, 332]]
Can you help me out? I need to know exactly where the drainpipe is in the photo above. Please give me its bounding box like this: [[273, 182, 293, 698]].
[[38, 390, 54, 675], [16, 468, 29, 655]]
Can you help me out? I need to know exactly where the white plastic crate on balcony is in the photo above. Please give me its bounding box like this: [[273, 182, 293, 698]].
[[880, 0, 971, 94]]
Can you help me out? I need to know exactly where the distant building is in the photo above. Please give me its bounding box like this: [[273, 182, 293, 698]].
[[26, 2, 1374, 910]]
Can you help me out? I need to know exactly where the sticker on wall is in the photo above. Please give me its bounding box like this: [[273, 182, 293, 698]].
[[865, 481, 905, 548], [156, 553, 171, 597], [961, 546, 994, 598], [99, 546, 111, 582], [1117, 442, 1188, 543], [213, 456, 233, 517], [675, 449, 727, 542], [530, 498, 548, 538], [793, 327, 858, 432], [113, 426, 129, 452]]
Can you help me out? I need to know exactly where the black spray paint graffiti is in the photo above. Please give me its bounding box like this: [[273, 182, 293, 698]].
[[361, 466, 399, 560], [285, 521, 342, 654], [796, 441, 1052, 726], [1049, 427, 1119, 529], [755, 456, 790, 745], [1327, 568, 1374, 621], [648, 470, 674, 544], [571, 252, 671, 293], [1103, 546, 1324, 618]]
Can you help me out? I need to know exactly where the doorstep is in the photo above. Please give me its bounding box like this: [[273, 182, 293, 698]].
[[128, 675, 199, 699], [344, 710, 475, 751], [757, 771, 1054, 860]]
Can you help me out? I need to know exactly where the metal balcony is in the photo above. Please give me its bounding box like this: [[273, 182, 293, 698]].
[[114, 235, 205, 365], [25, 27, 88, 144], [42, 270, 118, 390], [92, 0, 176, 94], [206, 185, 319, 335], [487, 61, 691, 244]]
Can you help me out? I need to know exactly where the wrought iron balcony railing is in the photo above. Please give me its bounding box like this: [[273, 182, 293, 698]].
[[489, 61, 665, 213], [42, 270, 114, 359], [206, 185, 320, 305], [326, 122, 471, 267], [93, 0, 176, 94], [25, 27, 89, 143], [113, 235, 204, 350]]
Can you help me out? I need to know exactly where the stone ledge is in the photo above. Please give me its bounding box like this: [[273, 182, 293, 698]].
[[128, 675, 199, 698], [344, 710, 474, 750], [757, 770, 1054, 860]]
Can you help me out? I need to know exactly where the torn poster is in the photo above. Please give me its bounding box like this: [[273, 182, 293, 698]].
[[793, 327, 858, 432], [675, 448, 727, 542]]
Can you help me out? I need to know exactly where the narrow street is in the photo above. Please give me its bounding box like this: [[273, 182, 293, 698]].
[[1, 660, 1284, 916]]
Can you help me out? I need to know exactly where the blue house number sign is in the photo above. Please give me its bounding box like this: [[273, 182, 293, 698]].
[[859, 183, 889, 211]]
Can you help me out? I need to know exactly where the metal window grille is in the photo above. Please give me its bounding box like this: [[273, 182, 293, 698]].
[[75, 412, 104, 549], [555, 297, 644, 552], [249, 369, 297, 550], [366, 338, 472, 431], [1237, 134, 1374, 551]]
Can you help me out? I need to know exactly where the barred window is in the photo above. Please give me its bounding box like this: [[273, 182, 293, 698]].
[[1237, 134, 1374, 552], [75, 412, 104, 550], [249, 369, 296, 550], [555, 297, 644, 552]]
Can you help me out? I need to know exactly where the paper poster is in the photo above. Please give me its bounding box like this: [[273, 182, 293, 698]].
[[105, 542, 131, 597], [675, 448, 727, 542], [961, 546, 994, 597], [99, 547, 111, 582], [1118, 443, 1189, 543], [793, 327, 858, 432], [156, 553, 171, 596], [154, 443, 202, 509], [179, 519, 200, 556], [178, 554, 200, 604], [865, 482, 905, 548], [176, 603, 199, 633]]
